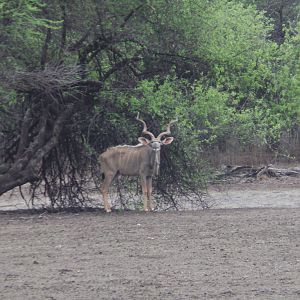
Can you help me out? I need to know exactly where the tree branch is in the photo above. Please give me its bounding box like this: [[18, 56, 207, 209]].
[[121, 4, 144, 28], [41, 28, 52, 68], [0, 105, 74, 195], [16, 108, 32, 158], [59, 3, 67, 62]]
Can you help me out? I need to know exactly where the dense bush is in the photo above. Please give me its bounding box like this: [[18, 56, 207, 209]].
[[0, 0, 299, 209]]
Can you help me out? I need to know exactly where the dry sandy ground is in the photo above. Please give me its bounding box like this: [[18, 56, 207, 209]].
[[1, 208, 300, 300], [206, 177, 300, 209], [2, 177, 300, 211]]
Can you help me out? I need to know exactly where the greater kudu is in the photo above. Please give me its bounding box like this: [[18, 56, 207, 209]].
[[99, 114, 177, 212]]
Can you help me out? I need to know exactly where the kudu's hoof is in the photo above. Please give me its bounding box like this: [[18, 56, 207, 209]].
[[144, 208, 155, 212]]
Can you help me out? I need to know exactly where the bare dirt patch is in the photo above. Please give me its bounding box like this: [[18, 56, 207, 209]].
[[1, 208, 300, 300], [1, 175, 300, 299], [206, 176, 300, 209]]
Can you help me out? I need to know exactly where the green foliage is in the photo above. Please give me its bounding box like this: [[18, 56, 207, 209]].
[[0, 0, 62, 71]]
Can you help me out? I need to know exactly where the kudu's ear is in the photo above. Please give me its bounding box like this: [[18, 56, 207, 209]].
[[138, 137, 151, 145], [161, 137, 174, 145]]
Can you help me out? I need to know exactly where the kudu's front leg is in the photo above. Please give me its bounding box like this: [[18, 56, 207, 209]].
[[101, 172, 115, 213], [102, 190, 111, 213], [141, 176, 149, 212], [141, 176, 154, 211], [146, 176, 154, 211]]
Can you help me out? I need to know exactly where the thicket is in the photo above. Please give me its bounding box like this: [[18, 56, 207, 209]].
[[0, 0, 299, 209]]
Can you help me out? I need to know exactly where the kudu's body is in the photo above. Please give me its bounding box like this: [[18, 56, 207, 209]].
[[99, 114, 177, 212]]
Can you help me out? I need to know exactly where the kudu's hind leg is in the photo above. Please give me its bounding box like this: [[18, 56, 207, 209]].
[[101, 172, 115, 213]]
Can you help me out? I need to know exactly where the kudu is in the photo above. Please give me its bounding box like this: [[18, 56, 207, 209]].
[[99, 114, 177, 212]]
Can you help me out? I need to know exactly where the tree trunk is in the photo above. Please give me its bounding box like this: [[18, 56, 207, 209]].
[[0, 105, 73, 195]]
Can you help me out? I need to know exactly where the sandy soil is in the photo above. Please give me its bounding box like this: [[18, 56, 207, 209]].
[[206, 177, 300, 209], [2, 176, 300, 211], [1, 177, 300, 299], [0, 208, 300, 300]]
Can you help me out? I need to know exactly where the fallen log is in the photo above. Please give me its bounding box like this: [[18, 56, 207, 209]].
[[217, 164, 300, 180]]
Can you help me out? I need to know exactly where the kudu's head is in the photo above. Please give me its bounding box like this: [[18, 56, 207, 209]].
[[136, 113, 177, 152]]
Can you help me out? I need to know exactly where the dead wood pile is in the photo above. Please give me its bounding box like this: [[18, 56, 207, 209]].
[[216, 165, 300, 181]]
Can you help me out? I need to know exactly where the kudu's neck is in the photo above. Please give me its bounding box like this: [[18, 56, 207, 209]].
[[147, 146, 161, 176]]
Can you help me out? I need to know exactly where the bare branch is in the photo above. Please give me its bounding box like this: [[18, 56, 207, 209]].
[[68, 28, 92, 52], [0, 105, 74, 195], [59, 3, 67, 62], [41, 28, 52, 68], [102, 56, 141, 81], [16, 108, 32, 158], [1, 66, 83, 94], [121, 4, 144, 28]]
